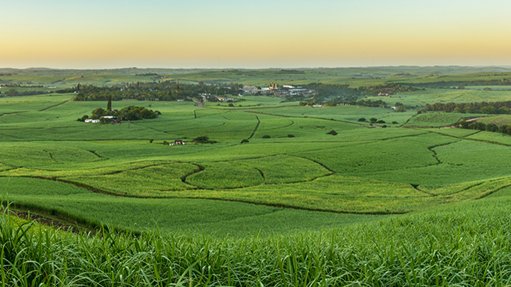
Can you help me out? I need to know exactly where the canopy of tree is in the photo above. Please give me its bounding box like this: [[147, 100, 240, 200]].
[[0, 89, 48, 97], [294, 83, 414, 107], [363, 83, 419, 95], [192, 136, 217, 144], [80, 106, 160, 122], [458, 119, 511, 135], [402, 79, 511, 89], [294, 84, 364, 104], [74, 82, 242, 101], [423, 101, 511, 114]]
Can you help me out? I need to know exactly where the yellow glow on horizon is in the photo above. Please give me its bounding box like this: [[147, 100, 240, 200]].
[[2, 0, 511, 68]]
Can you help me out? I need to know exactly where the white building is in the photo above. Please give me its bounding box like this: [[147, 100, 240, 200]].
[[84, 119, 100, 124]]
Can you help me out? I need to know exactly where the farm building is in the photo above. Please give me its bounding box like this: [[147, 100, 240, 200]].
[[170, 139, 185, 146], [84, 119, 100, 124]]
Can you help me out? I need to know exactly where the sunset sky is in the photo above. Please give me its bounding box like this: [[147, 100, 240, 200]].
[[1, 0, 511, 68]]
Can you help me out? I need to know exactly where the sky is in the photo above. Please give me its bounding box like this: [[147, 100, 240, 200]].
[[1, 0, 511, 68]]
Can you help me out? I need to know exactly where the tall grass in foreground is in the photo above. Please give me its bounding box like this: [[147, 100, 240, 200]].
[[1, 198, 511, 287]]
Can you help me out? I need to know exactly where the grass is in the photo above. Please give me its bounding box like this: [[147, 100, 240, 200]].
[[0, 177, 378, 236], [2, 94, 511, 215], [2, 189, 511, 286], [478, 114, 511, 126], [404, 112, 467, 127], [3, 68, 511, 285], [365, 88, 511, 107]]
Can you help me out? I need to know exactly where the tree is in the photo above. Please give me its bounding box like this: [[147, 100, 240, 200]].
[[91, 108, 107, 119], [193, 136, 217, 144], [6, 89, 18, 97], [486, 123, 499, 132], [107, 95, 112, 112], [78, 115, 89, 122], [394, 102, 406, 112]]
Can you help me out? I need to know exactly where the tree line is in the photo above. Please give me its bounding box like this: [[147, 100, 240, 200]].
[[0, 89, 49, 97], [422, 101, 511, 114], [400, 78, 511, 89], [74, 82, 242, 101], [293, 83, 415, 106], [458, 119, 511, 135]]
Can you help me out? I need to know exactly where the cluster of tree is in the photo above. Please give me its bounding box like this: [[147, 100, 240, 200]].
[[74, 82, 242, 101], [192, 136, 217, 144], [400, 76, 511, 89], [402, 79, 511, 89], [79, 106, 160, 122], [0, 83, 44, 88], [55, 87, 77, 94], [394, 102, 407, 112], [0, 89, 49, 97], [135, 73, 161, 77], [422, 101, 511, 114], [355, 99, 389, 108], [290, 84, 415, 109], [363, 84, 419, 96], [458, 119, 511, 135], [358, 117, 399, 125], [278, 69, 306, 74], [302, 83, 365, 103]]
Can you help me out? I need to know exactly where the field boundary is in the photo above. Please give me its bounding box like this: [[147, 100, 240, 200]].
[[38, 99, 71, 112], [247, 115, 261, 139], [0, 175, 406, 216]]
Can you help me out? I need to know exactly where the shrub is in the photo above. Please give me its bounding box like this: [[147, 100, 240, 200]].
[[240, 139, 249, 144], [193, 136, 217, 144], [287, 134, 295, 138], [358, 118, 367, 122], [327, 130, 338, 136], [370, 118, 378, 123], [262, 135, 271, 139], [377, 120, 386, 124]]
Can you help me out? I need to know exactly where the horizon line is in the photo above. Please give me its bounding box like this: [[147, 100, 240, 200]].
[[3, 64, 511, 71]]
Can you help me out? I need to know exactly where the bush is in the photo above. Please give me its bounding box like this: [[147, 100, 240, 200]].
[[86, 106, 159, 122], [377, 120, 386, 124], [392, 121, 399, 125], [240, 139, 249, 144], [193, 136, 217, 144], [327, 130, 338, 136], [262, 135, 271, 139], [370, 118, 378, 123], [358, 118, 367, 122], [287, 134, 295, 138]]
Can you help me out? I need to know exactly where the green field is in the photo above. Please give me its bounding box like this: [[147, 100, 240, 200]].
[[2, 67, 511, 285]]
